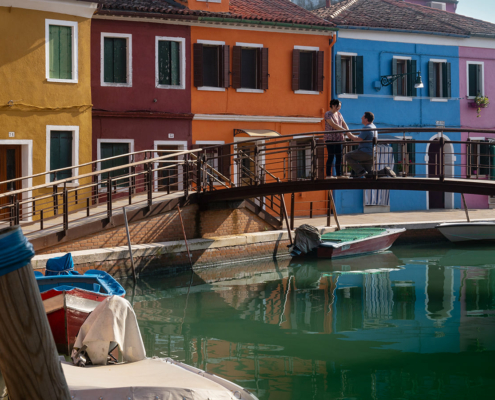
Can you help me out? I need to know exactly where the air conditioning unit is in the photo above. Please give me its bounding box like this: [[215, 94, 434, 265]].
[[429, 1, 447, 11]]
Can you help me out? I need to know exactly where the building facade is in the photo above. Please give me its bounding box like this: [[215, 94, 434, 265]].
[[0, 0, 97, 219]]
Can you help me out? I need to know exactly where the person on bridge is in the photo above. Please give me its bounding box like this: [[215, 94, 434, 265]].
[[344, 112, 396, 179], [324, 99, 349, 179]]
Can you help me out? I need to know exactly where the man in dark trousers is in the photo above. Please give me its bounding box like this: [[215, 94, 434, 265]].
[[344, 112, 396, 178]]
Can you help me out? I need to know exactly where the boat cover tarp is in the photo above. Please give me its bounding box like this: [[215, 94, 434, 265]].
[[293, 224, 321, 254], [73, 296, 146, 365], [45, 253, 75, 276], [321, 228, 386, 243], [62, 358, 237, 400]]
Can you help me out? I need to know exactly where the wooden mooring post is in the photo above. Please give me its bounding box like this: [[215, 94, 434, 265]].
[[0, 226, 71, 399]]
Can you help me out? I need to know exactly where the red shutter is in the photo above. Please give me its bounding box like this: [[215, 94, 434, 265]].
[[317, 51, 324, 92], [193, 43, 203, 88], [222, 45, 230, 88], [260, 47, 269, 90], [292, 49, 300, 91], [232, 46, 241, 89]]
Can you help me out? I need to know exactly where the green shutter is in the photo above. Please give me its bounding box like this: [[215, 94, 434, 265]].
[[444, 62, 451, 98], [428, 61, 435, 98], [408, 60, 417, 97], [158, 41, 171, 85], [101, 143, 129, 188], [158, 41, 181, 86], [171, 41, 180, 86], [480, 142, 490, 175], [49, 25, 72, 80], [469, 64, 478, 97], [355, 56, 363, 95], [104, 38, 127, 83], [392, 59, 398, 96], [50, 131, 72, 181], [335, 54, 342, 95]]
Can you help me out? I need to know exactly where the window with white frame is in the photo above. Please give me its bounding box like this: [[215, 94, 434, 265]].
[[428, 60, 451, 99], [467, 138, 493, 177], [46, 19, 78, 83], [193, 40, 229, 90], [467, 62, 484, 98], [292, 46, 324, 94], [156, 36, 186, 89], [101, 33, 132, 87], [335, 53, 363, 96], [46, 126, 79, 183]]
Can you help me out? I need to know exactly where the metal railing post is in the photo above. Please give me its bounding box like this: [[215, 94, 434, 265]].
[[184, 156, 189, 198], [86, 198, 90, 218], [372, 135, 378, 179], [439, 134, 445, 182], [196, 153, 202, 193], [311, 137, 316, 180], [327, 190, 331, 227], [53, 184, 58, 215], [290, 193, 295, 231], [254, 144, 259, 185], [63, 182, 68, 233], [148, 163, 153, 208], [14, 194, 20, 226], [40, 209, 44, 230], [107, 177, 112, 220]]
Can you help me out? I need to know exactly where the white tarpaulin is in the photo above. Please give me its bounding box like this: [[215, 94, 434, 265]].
[[73, 295, 146, 365], [62, 358, 239, 400]]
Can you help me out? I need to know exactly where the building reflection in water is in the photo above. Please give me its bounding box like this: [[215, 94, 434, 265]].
[[131, 250, 495, 399]]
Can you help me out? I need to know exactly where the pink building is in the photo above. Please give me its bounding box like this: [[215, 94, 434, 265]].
[[460, 45, 495, 209]]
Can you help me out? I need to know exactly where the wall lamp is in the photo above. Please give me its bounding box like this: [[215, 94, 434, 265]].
[[380, 71, 424, 89]]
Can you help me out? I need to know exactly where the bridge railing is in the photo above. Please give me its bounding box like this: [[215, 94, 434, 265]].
[[2, 127, 495, 236]]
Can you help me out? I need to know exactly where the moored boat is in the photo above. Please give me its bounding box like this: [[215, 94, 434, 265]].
[[35, 266, 125, 355], [436, 221, 495, 242], [317, 227, 405, 259]]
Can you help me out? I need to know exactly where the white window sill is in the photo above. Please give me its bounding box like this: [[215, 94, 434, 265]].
[[236, 88, 264, 93], [394, 96, 413, 102], [338, 94, 358, 99], [197, 86, 226, 92], [156, 84, 185, 90], [47, 78, 78, 84], [294, 90, 319, 95], [101, 82, 132, 88], [430, 98, 448, 102]]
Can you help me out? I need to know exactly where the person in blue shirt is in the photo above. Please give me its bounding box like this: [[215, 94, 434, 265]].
[[344, 112, 395, 178]]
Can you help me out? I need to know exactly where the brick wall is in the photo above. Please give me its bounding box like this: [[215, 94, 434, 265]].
[[37, 203, 274, 254], [68, 239, 292, 280]]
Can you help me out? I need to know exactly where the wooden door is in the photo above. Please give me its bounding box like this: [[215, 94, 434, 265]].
[[428, 139, 445, 209], [0, 145, 22, 220], [157, 145, 180, 192]]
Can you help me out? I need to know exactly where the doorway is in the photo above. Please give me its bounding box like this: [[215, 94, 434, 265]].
[[237, 141, 256, 186], [428, 139, 445, 209], [156, 144, 180, 192], [0, 145, 22, 220]]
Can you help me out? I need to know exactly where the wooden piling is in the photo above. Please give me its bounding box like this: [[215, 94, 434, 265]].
[[0, 226, 71, 400]]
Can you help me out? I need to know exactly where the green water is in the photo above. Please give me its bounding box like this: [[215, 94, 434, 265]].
[[125, 243, 495, 399]]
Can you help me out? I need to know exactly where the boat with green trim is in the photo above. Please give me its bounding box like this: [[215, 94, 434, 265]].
[[317, 227, 405, 259]]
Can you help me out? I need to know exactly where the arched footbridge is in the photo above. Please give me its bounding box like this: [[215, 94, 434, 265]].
[[1, 127, 494, 250]]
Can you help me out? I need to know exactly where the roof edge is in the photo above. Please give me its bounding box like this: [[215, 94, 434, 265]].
[[337, 25, 469, 38]]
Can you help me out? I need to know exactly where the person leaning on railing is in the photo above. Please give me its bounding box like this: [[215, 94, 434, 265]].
[[344, 112, 396, 179], [324, 99, 349, 179]]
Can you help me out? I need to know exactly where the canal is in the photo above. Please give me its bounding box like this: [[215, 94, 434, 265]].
[[125, 243, 495, 399]]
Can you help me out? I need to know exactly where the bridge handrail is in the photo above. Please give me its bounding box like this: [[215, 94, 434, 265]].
[[0, 149, 202, 199]]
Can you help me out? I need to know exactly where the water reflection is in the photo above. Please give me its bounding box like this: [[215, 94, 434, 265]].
[[127, 247, 495, 399]]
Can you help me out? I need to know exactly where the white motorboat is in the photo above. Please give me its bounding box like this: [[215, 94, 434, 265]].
[[436, 221, 495, 242]]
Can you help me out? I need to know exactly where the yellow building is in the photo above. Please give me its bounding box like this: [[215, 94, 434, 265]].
[[0, 0, 97, 220]]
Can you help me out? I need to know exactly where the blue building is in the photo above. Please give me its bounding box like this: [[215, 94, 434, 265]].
[[313, 0, 466, 213]]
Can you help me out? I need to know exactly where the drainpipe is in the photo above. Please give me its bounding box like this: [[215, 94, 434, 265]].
[[326, 33, 337, 126]]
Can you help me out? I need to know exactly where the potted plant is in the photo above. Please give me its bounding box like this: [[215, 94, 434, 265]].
[[472, 94, 490, 118]]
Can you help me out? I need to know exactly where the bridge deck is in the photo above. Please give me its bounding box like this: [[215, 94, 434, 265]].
[[288, 208, 495, 230]]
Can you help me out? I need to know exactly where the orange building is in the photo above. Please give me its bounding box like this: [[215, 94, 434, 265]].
[[187, 0, 337, 216]]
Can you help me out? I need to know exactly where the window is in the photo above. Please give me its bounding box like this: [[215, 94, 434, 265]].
[[46, 20, 78, 82], [429, 60, 451, 99], [232, 43, 269, 92], [100, 142, 131, 188], [46, 126, 79, 184], [429, 1, 446, 11], [101, 33, 132, 87], [156, 37, 185, 89], [392, 57, 417, 99], [292, 47, 324, 93], [467, 138, 494, 177], [467, 62, 484, 98], [193, 41, 230, 90], [391, 140, 415, 176], [335, 53, 363, 96]]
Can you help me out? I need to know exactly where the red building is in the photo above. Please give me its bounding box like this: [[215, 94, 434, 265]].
[[91, 3, 192, 187]]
